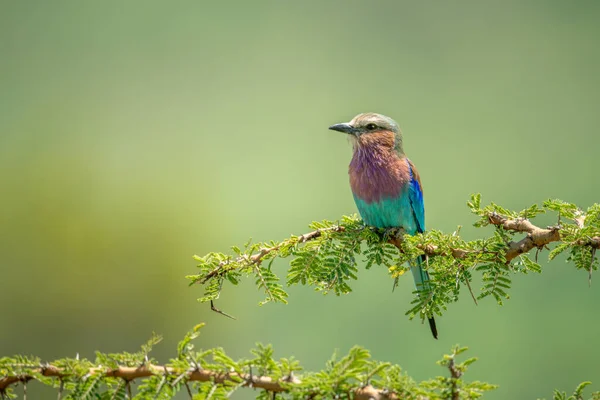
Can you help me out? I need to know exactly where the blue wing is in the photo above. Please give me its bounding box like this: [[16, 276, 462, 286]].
[[407, 159, 425, 233], [406, 159, 427, 288]]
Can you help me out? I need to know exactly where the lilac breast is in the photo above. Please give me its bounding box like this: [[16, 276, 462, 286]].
[[348, 147, 410, 204]]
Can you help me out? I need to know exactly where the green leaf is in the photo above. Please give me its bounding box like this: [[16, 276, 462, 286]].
[[549, 243, 570, 261], [467, 193, 481, 212], [177, 323, 204, 359], [520, 255, 542, 273]]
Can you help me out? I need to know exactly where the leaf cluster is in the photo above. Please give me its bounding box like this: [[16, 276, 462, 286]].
[[550, 381, 600, 400]]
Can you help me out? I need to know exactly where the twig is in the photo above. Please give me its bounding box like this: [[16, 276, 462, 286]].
[[460, 265, 478, 305], [184, 381, 192, 399], [199, 226, 346, 284], [111, 379, 125, 400], [210, 300, 236, 320]]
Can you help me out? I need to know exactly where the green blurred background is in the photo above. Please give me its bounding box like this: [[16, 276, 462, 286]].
[[1, 1, 599, 398]]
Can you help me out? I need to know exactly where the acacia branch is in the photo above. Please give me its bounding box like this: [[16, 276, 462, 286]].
[[190, 199, 600, 316], [227, 211, 600, 266], [0, 364, 403, 399], [193, 210, 600, 312]]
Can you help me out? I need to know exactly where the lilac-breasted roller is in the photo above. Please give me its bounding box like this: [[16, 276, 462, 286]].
[[329, 112, 438, 339]]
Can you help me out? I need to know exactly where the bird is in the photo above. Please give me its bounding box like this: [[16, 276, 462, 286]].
[[329, 112, 438, 339]]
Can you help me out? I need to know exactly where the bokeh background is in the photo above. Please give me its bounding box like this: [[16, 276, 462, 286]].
[[1, 1, 599, 398]]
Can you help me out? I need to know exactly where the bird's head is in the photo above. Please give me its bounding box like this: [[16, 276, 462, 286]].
[[328, 112, 403, 154]]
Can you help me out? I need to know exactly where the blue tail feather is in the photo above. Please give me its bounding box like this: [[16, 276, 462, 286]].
[[410, 255, 438, 339]]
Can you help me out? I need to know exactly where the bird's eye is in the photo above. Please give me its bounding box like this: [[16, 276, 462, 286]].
[[366, 123, 377, 131]]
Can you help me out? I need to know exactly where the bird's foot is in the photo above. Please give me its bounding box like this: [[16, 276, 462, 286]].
[[383, 227, 405, 241]]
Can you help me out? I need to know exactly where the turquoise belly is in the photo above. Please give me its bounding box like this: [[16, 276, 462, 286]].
[[353, 193, 418, 234]]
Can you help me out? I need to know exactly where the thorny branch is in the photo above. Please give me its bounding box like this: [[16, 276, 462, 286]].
[[0, 364, 404, 400], [192, 198, 600, 323], [485, 212, 563, 261], [198, 204, 600, 319], [205, 211, 599, 280], [403, 212, 573, 262]]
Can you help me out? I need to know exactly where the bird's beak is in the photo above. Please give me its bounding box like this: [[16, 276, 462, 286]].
[[328, 123, 356, 135]]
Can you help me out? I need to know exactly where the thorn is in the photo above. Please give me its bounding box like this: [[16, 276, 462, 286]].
[[187, 355, 201, 372], [455, 270, 460, 289], [206, 384, 217, 400], [247, 364, 254, 388], [210, 300, 236, 320], [284, 371, 295, 383], [171, 371, 188, 387]]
